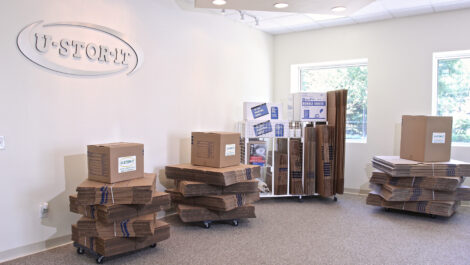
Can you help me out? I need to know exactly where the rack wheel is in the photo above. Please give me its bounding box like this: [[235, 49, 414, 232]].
[[150, 243, 157, 248], [334, 196, 338, 202], [96, 256, 105, 264], [430, 214, 437, 219], [203, 221, 211, 229], [76, 248, 85, 255], [298, 196, 303, 202], [231, 220, 239, 226], [384, 208, 391, 212]]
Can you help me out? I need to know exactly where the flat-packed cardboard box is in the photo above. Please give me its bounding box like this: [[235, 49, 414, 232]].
[[191, 132, 240, 168], [72, 220, 170, 257], [88, 142, 144, 183], [76, 173, 155, 205], [243, 102, 283, 120], [165, 164, 260, 186], [177, 204, 256, 223], [167, 189, 260, 211], [289, 139, 303, 195], [70, 192, 170, 224], [372, 183, 470, 201], [289, 92, 327, 122], [76, 213, 156, 238], [273, 151, 288, 195], [366, 191, 458, 217], [175, 180, 259, 197], [241, 120, 289, 138], [400, 115, 453, 162]]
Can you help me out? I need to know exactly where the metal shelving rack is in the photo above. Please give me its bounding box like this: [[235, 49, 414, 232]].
[[239, 121, 337, 201]]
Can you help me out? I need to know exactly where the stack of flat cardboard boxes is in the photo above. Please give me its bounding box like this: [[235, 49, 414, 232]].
[[166, 132, 261, 226], [367, 116, 470, 217], [70, 143, 171, 260]]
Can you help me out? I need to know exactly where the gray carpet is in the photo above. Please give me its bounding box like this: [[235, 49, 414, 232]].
[[4, 194, 470, 265]]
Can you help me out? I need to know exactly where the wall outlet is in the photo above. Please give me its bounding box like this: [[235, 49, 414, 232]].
[[40, 203, 49, 218], [0, 136, 4, 150]]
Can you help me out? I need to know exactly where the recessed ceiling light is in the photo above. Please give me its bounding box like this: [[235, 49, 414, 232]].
[[331, 6, 346, 12], [274, 3, 289, 9], [212, 0, 226, 6]]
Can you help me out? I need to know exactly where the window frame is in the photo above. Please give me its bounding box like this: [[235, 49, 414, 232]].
[[432, 50, 470, 147], [291, 58, 369, 143]]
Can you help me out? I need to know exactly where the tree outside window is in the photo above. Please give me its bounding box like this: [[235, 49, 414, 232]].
[[299, 63, 368, 140]]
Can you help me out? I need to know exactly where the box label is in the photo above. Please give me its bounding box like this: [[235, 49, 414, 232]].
[[118, 156, 136, 173], [225, 144, 236, 156], [271, 106, 279, 120], [432, 132, 446, 144], [251, 103, 269, 119], [253, 121, 273, 136]]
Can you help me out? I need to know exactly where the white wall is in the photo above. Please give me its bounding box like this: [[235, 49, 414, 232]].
[[274, 9, 470, 192], [0, 0, 273, 260]]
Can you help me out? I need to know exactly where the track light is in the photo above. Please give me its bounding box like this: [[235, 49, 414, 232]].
[[212, 0, 227, 6]]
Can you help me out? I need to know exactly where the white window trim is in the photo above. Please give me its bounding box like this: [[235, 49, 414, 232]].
[[432, 50, 470, 147], [291, 58, 368, 143]]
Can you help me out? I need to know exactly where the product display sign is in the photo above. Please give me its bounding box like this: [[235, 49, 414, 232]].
[[17, 20, 143, 77]]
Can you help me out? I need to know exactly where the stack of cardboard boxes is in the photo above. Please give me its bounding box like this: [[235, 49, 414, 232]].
[[367, 116, 470, 217], [69, 143, 171, 261], [165, 132, 261, 227]]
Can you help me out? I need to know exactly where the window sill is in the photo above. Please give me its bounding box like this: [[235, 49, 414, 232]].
[[346, 138, 367, 144], [452, 143, 470, 148]]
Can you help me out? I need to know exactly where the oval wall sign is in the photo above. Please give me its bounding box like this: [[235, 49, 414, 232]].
[[17, 21, 143, 77]]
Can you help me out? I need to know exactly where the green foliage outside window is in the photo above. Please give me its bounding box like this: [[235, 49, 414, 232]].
[[300, 65, 368, 140], [437, 58, 470, 143]]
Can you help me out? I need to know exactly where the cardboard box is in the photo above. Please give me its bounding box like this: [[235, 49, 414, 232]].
[[273, 151, 288, 195], [177, 204, 256, 223], [191, 132, 240, 168], [72, 220, 170, 257], [175, 180, 259, 197], [371, 183, 470, 201], [289, 139, 303, 195], [165, 164, 260, 186], [366, 191, 458, 217], [289, 92, 327, 122], [243, 102, 283, 120], [316, 125, 335, 198], [76, 213, 156, 238], [70, 192, 170, 224], [88, 142, 144, 183], [400, 115, 453, 162], [76, 173, 156, 205], [241, 120, 290, 138], [167, 189, 260, 211]]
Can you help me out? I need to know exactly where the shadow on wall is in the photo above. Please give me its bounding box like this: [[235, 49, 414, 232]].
[[359, 161, 375, 194], [41, 154, 87, 247], [393, 123, 402, 156]]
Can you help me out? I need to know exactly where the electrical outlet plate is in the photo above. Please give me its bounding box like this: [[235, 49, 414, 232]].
[[0, 136, 4, 150]]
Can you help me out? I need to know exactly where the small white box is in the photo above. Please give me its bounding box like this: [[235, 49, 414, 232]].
[[242, 120, 289, 138], [289, 92, 327, 122], [243, 102, 283, 121]]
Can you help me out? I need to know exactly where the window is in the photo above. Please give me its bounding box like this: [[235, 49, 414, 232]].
[[292, 59, 368, 141], [433, 51, 470, 144]]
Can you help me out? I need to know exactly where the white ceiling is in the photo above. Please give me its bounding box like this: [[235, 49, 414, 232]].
[[190, 0, 470, 35]]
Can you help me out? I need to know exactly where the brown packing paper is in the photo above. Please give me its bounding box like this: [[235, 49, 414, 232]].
[[370, 170, 463, 192], [366, 191, 459, 217], [372, 156, 470, 177], [176, 180, 259, 197], [316, 125, 335, 197], [289, 138, 303, 195], [76, 173, 155, 205], [165, 164, 260, 186], [303, 126, 316, 195], [70, 192, 170, 224], [177, 204, 256, 223], [371, 183, 470, 202], [76, 213, 156, 238], [167, 189, 260, 211], [72, 221, 170, 257]]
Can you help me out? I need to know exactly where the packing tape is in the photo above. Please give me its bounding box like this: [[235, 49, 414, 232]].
[[110, 185, 115, 205]]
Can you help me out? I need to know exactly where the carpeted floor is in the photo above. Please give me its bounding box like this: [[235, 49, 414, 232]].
[[4, 194, 470, 265]]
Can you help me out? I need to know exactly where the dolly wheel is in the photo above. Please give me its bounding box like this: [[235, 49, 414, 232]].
[[334, 196, 338, 202], [430, 214, 437, 219], [150, 243, 157, 248], [232, 220, 239, 227], [96, 256, 104, 264], [77, 248, 85, 255], [203, 221, 211, 229]]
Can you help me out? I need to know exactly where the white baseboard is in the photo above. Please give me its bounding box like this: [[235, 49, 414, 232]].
[[0, 235, 71, 263]]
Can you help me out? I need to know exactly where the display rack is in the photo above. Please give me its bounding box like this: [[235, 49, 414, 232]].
[[238, 121, 337, 201]]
